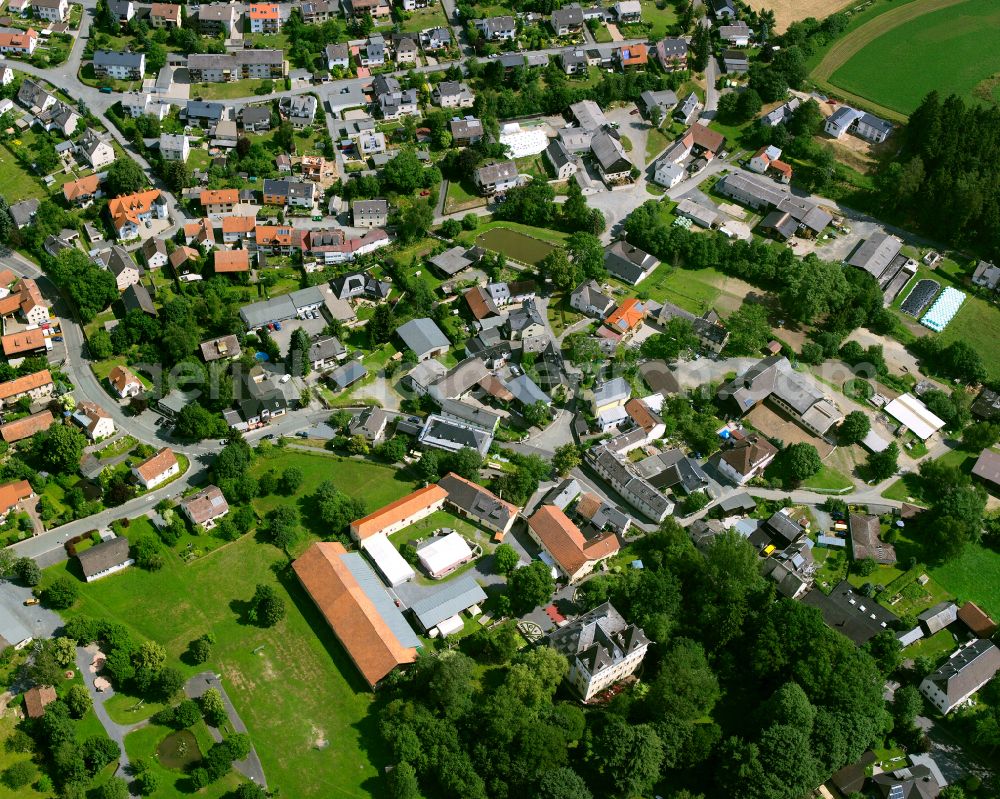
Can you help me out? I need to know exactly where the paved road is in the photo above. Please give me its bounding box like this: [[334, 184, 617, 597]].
[[185, 671, 268, 789], [75, 645, 145, 796]]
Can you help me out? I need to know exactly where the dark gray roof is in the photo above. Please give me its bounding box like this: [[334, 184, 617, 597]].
[[801, 580, 899, 646], [547, 601, 649, 676], [77, 537, 131, 578], [604, 240, 658, 284], [329, 360, 367, 390], [122, 282, 156, 316], [93, 49, 144, 69]]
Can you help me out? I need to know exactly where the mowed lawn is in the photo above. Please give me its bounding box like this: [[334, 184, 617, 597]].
[[0, 144, 46, 201], [931, 543, 1000, 620], [829, 0, 1000, 113], [51, 453, 420, 799]]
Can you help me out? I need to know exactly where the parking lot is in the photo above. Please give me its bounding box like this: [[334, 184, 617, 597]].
[[267, 314, 329, 354]]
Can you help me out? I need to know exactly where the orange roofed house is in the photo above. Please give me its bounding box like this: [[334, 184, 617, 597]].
[[0, 29, 38, 56], [200, 188, 238, 216], [183, 217, 215, 249], [527, 504, 620, 583], [2, 328, 47, 361], [0, 479, 34, 520], [107, 190, 168, 240], [615, 43, 648, 70], [603, 298, 647, 340], [108, 365, 142, 398], [63, 174, 103, 207], [213, 249, 250, 273], [0, 370, 53, 408], [221, 214, 257, 244], [248, 3, 281, 33], [150, 2, 181, 27], [349, 485, 448, 544], [131, 447, 179, 489], [293, 541, 421, 688]]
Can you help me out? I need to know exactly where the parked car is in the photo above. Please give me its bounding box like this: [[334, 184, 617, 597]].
[[23, 598, 39, 606]]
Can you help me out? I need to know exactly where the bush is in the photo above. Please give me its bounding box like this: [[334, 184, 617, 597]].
[[42, 576, 79, 609], [2, 760, 34, 790]]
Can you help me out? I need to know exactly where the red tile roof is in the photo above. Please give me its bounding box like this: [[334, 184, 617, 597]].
[[134, 447, 177, 482], [527, 505, 619, 577], [0, 410, 54, 442], [349, 485, 447, 541], [292, 542, 418, 688], [0, 370, 52, 401], [0, 479, 33, 515], [214, 249, 250, 273], [1, 328, 45, 356]]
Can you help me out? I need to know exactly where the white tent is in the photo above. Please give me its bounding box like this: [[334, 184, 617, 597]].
[[363, 534, 416, 587], [434, 614, 465, 638], [418, 532, 473, 578], [884, 394, 946, 441]]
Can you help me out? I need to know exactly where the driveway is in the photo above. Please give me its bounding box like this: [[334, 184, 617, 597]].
[[184, 672, 268, 789]]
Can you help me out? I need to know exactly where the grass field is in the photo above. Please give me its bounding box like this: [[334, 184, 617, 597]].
[[44, 452, 423, 799], [800, 464, 854, 492], [622, 262, 727, 315], [644, 126, 670, 164], [123, 721, 242, 798], [398, 1, 450, 34], [0, 143, 45, 201], [931, 543, 1000, 619], [196, 78, 275, 100], [828, 0, 1000, 114], [443, 179, 486, 214], [638, 0, 678, 39]]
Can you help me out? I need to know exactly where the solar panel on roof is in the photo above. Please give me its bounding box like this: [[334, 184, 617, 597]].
[[888, 784, 904, 799]]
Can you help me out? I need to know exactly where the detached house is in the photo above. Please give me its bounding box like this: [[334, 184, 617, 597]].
[[71, 401, 115, 441], [920, 639, 1000, 715], [76, 130, 115, 170], [248, 3, 281, 33], [0, 29, 38, 56], [475, 16, 517, 41], [527, 504, 620, 583], [551, 4, 584, 35], [181, 485, 230, 530], [352, 199, 388, 228], [604, 240, 659, 285], [718, 435, 778, 485], [103, 246, 142, 291], [149, 2, 181, 28], [108, 364, 142, 398], [474, 161, 519, 195], [32, 0, 67, 22], [432, 81, 475, 109], [132, 447, 179, 489], [107, 189, 168, 240], [570, 279, 615, 318]]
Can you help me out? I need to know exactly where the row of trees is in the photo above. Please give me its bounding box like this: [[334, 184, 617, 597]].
[[380, 522, 893, 799]]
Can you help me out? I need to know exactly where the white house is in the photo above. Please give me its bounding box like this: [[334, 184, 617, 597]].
[[159, 133, 190, 162], [77, 538, 134, 583], [653, 158, 685, 188], [32, 0, 68, 23], [72, 401, 116, 440], [76, 130, 115, 170], [920, 639, 1000, 715], [132, 447, 180, 489], [108, 364, 143, 398]]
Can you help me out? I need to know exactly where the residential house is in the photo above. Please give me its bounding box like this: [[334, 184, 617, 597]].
[[394, 36, 418, 65], [711, 0, 735, 18], [719, 21, 751, 46], [107, 189, 168, 240], [475, 16, 517, 41], [0, 479, 34, 519], [302, 0, 339, 24], [603, 297, 647, 340], [551, 3, 584, 35], [716, 172, 832, 237], [449, 116, 483, 146], [213, 249, 250, 274], [920, 639, 1000, 714], [0, 28, 38, 55], [849, 513, 896, 564], [547, 602, 649, 701], [474, 161, 519, 195], [132, 447, 179, 489], [103, 246, 142, 291], [17, 78, 55, 113], [141, 237, 168, 269], [349, 484, 447, 542], [545, 139, 578, 180], [420, 27, 451, 50], [640, 89, 678, 120], [247, 3, 281, 33], [972, 260, 1000, 291], [653, 158, 685, 188], [612, 0, 641, 20], [261, 179, 315, 208], [159, 133, 189, 162], [108, 364, 142, 398], [0, 278, 48, 327], [8, 199, 38, 230], [78, 538, 133, 582], [240, 106, 271, 133], [570, 279, 615, 319], [63, 174, 102, 206], [149, 2, 181, 28], [604, 240, 659, 285], [307, 336, 347, 371], [615, 43, 648, 70], [279, 94, 317, 128], [439, 472, 518, 541], [181, 485, 230, 530], [200, 188, 238, 216], [760, 97, 801, 127], [505, 300, 549, 353], [197, 4, 238, 35], [185, 100, 228, 127], [655, 37, 687, 70], [591, 129, 633, 183], [183, 217, 215, 250], [347, 406, 389, 443], [396, 317, 450, 361], [31, 0, 67, 22], [360, 33, 386, 66], [527, 504, 620, 583], [718, 434, 778, 484], [199, 335, 241, 362], [92, 50, 145, 80], [722, 48, 748, 73], [122, 283, 157, 317], [352, 198, 388, 228], [372, 75, 418, 119], [186, 51, 286, 82], [36, 101, 80, 136], [674, 92, 700, 123], [591, 376, 630, 418], [325, 42, 350, 71], [22, 686, 57, 719], [432, 81, 475, 109], [560, 48, 588, 74], [71, 401, 115, 441], [0, 370, 53, 408]]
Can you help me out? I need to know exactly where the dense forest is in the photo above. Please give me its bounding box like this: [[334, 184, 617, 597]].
[[378, 524, 892, 799], [875, 93, 1000, 260]]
